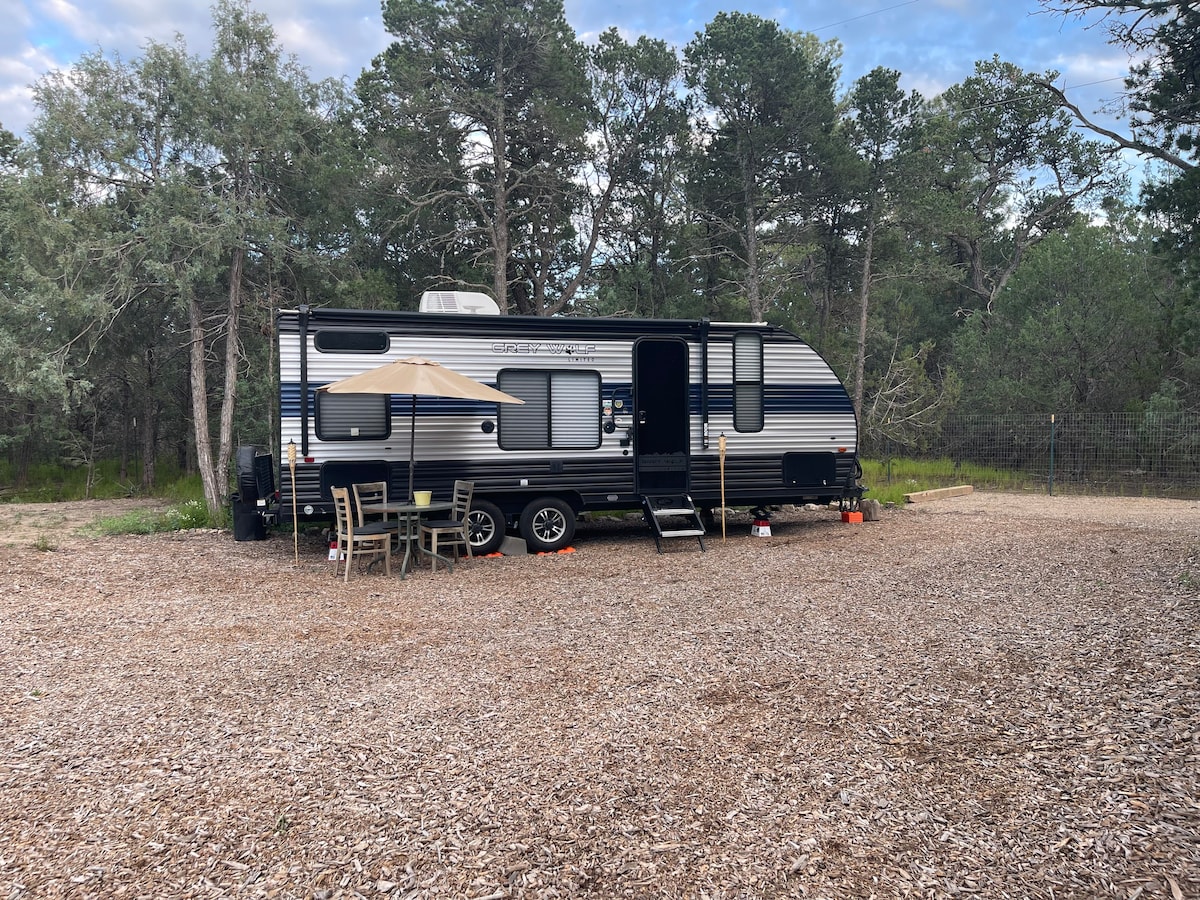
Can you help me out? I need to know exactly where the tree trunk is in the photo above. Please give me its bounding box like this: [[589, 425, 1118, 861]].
[[743, 174, 764, 322], [491, 61, 510, 314], [853, 211, 877, 417], [140, 346, 157, 490], [188, 293, 221, 520], [215, 246, 244, 512], [119, 380, 132, 483], [492, 206, 509, 314]]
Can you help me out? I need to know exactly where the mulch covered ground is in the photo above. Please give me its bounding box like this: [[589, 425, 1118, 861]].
[[1, 492, 1197, 899]]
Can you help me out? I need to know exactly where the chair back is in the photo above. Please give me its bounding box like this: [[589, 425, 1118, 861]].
[[451, 480, 474, 520], [331, 486, 354, 536], [352, 481, 388, 526]]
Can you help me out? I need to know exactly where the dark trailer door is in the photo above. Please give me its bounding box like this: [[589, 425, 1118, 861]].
[[633, 337, 691, 494]]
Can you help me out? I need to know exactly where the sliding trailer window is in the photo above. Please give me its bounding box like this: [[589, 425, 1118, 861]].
[[313, 329, 389, 353], [733, 332, 764, 433], [497, 369, 602, 450]]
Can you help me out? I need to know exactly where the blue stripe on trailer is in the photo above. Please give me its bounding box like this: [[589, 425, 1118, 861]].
[[281, 382, 852, 418], [279, 384, 512, 418], [693, 383, 854, 415]]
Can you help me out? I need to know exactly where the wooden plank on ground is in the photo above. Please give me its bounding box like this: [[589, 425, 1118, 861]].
[[904, 485, 975, 503]]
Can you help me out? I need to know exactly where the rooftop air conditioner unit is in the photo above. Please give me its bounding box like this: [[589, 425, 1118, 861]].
[[418, 290, 501, 315]]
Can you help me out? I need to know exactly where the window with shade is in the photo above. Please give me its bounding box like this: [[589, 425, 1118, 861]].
[[315, 392, 391, 441], [497, 370, 602, 450], [733, 332, 764, 433]]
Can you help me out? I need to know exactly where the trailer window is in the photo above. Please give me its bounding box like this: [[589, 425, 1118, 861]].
[[315, 392, 391, 441], [497, 370, 601, 450], [314, 330, 389, 353], [733, 332, 764, 432]]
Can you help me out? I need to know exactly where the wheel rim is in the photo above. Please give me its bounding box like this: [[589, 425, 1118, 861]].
[[531, 507, 568, 544], [467, 511, 496, 548]]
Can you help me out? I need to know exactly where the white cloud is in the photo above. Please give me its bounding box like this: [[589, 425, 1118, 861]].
[[268, 8, 391, 80], [1, 0, 1138, 140], [903, 72, 954, 102], [1053, 47, 1133, 86], [0, 35, 62, 133]]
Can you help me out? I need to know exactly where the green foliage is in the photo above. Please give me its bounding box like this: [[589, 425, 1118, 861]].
[[951, 223, 1172, 414], [83, 500, 215, 536], [843, 66, 925, 413], [907, 57, 1118, 319], [0, 460, 206, 505], [5, 0, 361, 519], [683, 12, 842, 322], [861, 456, 1027, 505], [859, 340, 962, 456], [1, 459, 131, 502], [1058, 0, 1199, 254], [1, 0, 1197, 492], [1, 461, 216, 536], [361, 0, 593, 314], [157, 473, 207, 505]]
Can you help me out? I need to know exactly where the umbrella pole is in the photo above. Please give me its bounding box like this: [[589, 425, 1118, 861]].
[[408, 394, 417, 502]]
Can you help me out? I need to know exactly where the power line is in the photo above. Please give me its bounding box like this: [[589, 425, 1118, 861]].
[[1060, 75, 1126, 91], [813, 0, 924, 33]]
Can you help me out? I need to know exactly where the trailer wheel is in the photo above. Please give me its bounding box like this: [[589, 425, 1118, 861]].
[[518, 496, 576, 553], [466, 500, 506, 555]]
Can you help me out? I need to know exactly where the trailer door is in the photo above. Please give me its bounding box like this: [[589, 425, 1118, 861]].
[[633, 338, 690, 494]]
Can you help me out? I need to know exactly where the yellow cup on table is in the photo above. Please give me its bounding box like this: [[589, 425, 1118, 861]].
[[413, 490, 432, 507]]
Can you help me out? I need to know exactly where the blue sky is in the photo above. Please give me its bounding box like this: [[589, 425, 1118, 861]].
[[1, 0, 1131, 140]]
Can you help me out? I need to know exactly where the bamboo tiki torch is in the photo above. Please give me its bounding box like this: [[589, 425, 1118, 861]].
[[718, 433, 727, 542], [288, 440, 298, 565]]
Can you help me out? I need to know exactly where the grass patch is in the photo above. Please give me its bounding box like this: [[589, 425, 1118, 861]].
[[157, 473, 206, 505], [1, 462, 220, 536], [0, 459, 136, 502], [859, 480, 915, 507], [860, 457, 1029, 506], [0, 461, 208, 504], [83, 499, 214, 536]]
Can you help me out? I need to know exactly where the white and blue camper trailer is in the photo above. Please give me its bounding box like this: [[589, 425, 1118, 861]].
[[274, 294, 860, 552]]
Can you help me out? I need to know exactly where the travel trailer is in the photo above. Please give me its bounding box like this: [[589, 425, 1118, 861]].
[[270, 292, 861, 553]]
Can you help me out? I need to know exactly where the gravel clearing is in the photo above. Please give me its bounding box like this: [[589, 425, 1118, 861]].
[[1, 492, 1198, 899]]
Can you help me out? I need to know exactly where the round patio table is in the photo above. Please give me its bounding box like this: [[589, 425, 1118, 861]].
[[359, 500, 454, 578]]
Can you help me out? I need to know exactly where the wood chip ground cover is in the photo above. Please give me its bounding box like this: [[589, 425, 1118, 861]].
[[1, 493, 1197, 899]]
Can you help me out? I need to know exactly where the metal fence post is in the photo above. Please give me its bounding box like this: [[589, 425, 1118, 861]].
[[1048, 413, 1056, 496]]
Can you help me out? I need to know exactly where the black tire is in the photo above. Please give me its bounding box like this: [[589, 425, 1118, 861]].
[[518, 496, 576, 553], [466, 499, 506, 555]]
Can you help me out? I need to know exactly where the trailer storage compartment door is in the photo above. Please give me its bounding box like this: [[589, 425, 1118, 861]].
[[319, 461, 391, 500], [783, 451, 838, 488]]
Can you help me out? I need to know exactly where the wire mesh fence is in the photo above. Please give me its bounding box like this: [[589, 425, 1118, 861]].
[[865, 412, 1200, 499]]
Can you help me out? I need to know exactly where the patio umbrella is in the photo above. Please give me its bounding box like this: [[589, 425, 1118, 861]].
[[319, 356, 523, 501]]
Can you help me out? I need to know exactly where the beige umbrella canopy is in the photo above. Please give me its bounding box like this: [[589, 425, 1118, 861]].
[[320, 356, 523, 500]]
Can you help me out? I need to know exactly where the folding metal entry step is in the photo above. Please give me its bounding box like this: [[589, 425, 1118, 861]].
[[641, 494, 706, 553]]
